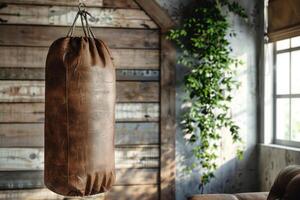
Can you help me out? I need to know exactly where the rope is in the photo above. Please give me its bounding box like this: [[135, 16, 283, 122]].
[[83, 11, 96, 39], [66, 3, 96, 38]]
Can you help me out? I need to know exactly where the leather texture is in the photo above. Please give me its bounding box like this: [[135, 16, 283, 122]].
[[268, 165, 300, 200], [188, 192, 268, 200], [235, 192, 269, 200], [188, 165, 300, 200], [44, 37, 116, 197], [189, 194, 239, 200]]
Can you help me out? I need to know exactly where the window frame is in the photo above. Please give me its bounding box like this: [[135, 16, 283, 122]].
[[273, 38, 300, 148]]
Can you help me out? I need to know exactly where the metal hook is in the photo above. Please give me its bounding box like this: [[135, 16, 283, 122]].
[[78, 2, 86, 12], [78, 0, 85, 4]]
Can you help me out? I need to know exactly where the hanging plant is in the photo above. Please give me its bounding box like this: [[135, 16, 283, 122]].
[[168, 0, 247, 189]]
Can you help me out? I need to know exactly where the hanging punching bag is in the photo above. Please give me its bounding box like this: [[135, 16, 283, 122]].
[[44, 7, 116, 196]]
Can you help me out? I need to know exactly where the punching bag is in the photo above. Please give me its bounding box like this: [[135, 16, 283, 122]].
[[44, 7, 116, 196]]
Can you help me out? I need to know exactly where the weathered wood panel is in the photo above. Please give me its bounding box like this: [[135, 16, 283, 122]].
[[116, 70, 159, 81], [135, 0, 175, 33], [0, 0, 139, 9], [116, 168, 158, 185], [0, 186, 159, 200], [0, 148, 44, 171], [0, 146, 159, 171], [116, 103, 159, 122], [0, 4, 157, 29], [108, 185, 158, 200], [0, 0, 104, 7], [115, 145, 159, 168], [0, 81, 159, 102], [115, 122, 159, 145], [0, 68, 159, 81], [160, 34, 176, 199], [117, 81, 159, 102], [0, 122, 159, 147], [0, 103, 159, 123], [0, 0, 167, 198], [0, 188, 61, 200], [0, 171, 44, 189], [0, 81, 44, 103], [0, 123, 42, 147], [103, 0, 139, 9], [0, 103, 45, 123], [0, 68, 45, 80], [0, 47, 159, 69], [0, 168, 158, 189], [0, 25, 159, 49], [112, 49, 159, 69], [0, 47, 47, 68]]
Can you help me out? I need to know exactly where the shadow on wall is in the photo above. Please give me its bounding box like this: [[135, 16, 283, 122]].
[[176, 47, 258, 200], [176, 50, 258, 199], [176, 146, 258, 199], [169, 0, 261, 199]]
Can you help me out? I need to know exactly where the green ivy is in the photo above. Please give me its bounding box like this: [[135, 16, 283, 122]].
[[167, 0, 247, 189]]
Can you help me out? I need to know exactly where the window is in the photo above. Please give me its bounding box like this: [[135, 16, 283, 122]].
[[274, 36, 300, 146]]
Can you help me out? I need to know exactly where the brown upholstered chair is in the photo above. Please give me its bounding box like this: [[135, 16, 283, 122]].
[[188, 165, 300, 200]]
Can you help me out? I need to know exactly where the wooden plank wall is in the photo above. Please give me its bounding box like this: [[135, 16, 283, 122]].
[[0, 0, 162, 199]]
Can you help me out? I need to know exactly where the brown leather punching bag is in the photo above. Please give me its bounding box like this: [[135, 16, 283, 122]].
[[44, 7, 116, 196]]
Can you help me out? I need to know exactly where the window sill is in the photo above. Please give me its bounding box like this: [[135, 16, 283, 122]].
[[260, 143, 300, 152]]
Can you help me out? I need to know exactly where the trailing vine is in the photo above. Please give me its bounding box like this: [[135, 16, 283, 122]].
[[168, 0, 247, 188]]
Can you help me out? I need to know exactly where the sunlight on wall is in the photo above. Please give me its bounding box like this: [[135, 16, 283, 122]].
[[264, 43, 274, 144], [219, 53, 248, 165]]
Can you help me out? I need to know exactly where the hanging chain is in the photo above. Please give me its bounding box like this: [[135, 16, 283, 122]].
[[66, 2, 95, 38]]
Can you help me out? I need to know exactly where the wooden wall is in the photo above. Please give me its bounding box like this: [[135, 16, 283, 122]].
[[0, 0, 171, 199]]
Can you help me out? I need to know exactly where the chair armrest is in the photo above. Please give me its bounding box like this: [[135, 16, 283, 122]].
[[188, 194, 239, 200], [188, 192, 269, 200], [234, 192, 269, 200]]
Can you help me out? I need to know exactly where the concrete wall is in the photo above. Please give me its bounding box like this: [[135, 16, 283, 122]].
[[155, 0, 262, 199], [259, 144, 300, 191]]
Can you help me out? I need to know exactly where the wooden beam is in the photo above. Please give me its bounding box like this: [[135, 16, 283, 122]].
[[0, 0, 104, 7], [0, 122, 159, 147], [0, 103, 159, 123], [0, 168, 158, 189], [0, 47, 159, 69], [159, 34, 176, 199], [0, 4, 157, 29], [0, 146, 159, 171], [134, 0, 175, 32], [0, 81, 159, 103], [0, 0, 140, 9], [0, 25, 159, 49]]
